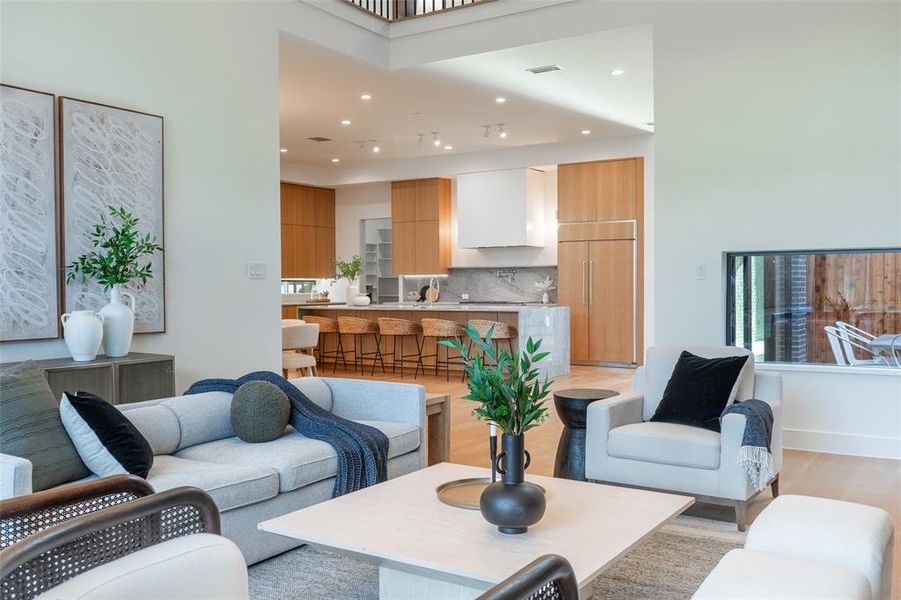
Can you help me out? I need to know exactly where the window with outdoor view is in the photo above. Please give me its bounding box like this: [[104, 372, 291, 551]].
[[726, 249, 901, 367]]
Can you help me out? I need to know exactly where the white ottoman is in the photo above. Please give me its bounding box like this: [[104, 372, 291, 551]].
[[694, 549, 871, 599], [745, 495, 894, 599]]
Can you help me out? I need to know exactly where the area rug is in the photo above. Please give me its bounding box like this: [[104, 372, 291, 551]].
[[248, 515, 744, 599]]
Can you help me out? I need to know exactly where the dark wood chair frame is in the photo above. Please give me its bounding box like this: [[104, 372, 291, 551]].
[[476, 554, 579, 600], [1, 476, 220, 600]]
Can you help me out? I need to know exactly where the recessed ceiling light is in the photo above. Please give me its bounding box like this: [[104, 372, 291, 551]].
[[331, 158, 340, 163], [279, 148, 287, 153], [495, 97, 506, 104], [444, 145, 453, 151], [609, 69, 625, 76], [341, 119, 351, 126], [581, 130, 591, 135], [360, 93, 372, 100]]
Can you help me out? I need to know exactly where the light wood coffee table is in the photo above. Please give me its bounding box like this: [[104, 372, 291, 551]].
[[259, 463, 693, 599]]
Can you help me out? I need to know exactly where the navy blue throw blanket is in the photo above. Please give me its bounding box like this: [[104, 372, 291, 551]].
[[184, 371, 388, 497], [721, 399, 774, 491]]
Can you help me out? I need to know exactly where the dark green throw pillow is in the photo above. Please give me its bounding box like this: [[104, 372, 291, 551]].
[[0, 361, 90, 491], [230, 381, 291, 443]]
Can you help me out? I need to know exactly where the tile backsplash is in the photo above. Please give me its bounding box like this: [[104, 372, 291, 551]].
[[402, 266, 557, 303]]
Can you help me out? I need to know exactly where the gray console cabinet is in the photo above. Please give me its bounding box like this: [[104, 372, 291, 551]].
[[1, 353, 175, 405]]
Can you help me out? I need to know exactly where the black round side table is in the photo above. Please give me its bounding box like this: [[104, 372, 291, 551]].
[[553, 388, 619, 481]]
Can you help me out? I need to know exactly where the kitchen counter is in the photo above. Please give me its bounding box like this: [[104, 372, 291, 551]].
[[282, 301, 346, 306], [298, 304, 569, 378], [300, 302, 558, 313]]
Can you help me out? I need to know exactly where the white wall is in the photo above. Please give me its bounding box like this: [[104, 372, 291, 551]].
[[760, 366, 901, 459], [0, 1, 284, 392], [333, 182, 392, 260]]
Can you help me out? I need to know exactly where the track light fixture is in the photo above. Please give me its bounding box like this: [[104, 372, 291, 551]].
[[431, 132, 441, 147], [358, 141, 366, 151], [497, 124, 507, 139], [371, 139, 380, 153], [417, 133, 424, 146], [482, 125, 491, 139]]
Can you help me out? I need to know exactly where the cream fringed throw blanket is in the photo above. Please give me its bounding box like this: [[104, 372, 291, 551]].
[[721, 399, 775, 491]]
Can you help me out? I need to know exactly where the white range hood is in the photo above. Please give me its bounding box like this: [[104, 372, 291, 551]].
[[456, 168, 546, 248]]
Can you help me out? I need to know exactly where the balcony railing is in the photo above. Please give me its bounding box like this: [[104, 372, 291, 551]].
[[341, 0, 492, 21]]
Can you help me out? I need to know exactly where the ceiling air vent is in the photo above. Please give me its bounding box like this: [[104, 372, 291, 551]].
[[307, 136, 333, 143], [525, 64, 564, 75]]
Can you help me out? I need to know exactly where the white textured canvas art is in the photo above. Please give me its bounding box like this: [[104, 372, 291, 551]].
[[61, 97, 165, 333], [0, 85, 60, 341]]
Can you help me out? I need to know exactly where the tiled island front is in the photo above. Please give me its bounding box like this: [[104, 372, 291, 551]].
[[296, 304, 569, 378]]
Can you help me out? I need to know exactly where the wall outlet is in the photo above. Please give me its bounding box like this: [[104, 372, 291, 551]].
[[247, 262, 267, 280], [461, 293, 470, 300], [695, 263, 708, 280]]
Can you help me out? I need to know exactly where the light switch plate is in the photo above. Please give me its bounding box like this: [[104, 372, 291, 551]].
[[695, 263, 708, 280], [247, 262, 267, 280]]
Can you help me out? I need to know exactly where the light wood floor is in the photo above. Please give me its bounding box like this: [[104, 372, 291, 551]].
[[325, 363, 901, 592]]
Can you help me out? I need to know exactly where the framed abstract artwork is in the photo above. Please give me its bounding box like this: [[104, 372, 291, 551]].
[[0, 84, 60, 342], [60, 96, 165, 333]]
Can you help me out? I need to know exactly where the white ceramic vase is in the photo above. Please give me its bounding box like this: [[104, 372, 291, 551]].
[[99, 284, 136, 357], [61, 311, 104, 362], [346, 281, 360, 305], [542, 292, 550, 304]]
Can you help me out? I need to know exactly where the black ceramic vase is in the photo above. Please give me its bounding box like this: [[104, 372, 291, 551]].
[[480, 434, 546, 534]]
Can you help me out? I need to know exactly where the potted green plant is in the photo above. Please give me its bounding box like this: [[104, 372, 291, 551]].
[[66, 206, 163, 357], [441, 326, 553, 534], [334, 256, 364, 305]]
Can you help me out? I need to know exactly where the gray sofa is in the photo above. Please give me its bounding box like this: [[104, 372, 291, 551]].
[[0, 377, 426, 565]]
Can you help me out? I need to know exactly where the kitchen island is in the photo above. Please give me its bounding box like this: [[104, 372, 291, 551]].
[[297, 303, 569, 378]]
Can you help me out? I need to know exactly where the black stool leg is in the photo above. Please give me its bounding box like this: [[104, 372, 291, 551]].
[[333, 334, 343, 374], [414, 336, 424, 379], [376, 334, 386, 374]]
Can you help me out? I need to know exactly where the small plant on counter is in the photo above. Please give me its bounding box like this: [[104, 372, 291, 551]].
[[333, 256, 363, 283], [440, 326, 552, 435], [534, 276, 556, 304]]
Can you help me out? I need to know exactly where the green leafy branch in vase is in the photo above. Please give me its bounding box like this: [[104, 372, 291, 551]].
[[333, 255, 363, 283], [65, 206, 163, 291], [440, 326, 553, 436]]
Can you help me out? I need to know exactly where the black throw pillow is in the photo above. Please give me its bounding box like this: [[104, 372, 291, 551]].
[[650, 351, 749, 432], [60, 391, 154, 478]]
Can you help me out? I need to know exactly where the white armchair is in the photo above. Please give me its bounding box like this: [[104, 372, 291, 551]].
[[586, 346, 783, 530]]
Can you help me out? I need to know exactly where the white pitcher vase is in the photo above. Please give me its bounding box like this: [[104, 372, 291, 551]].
[[99, 284, 136, 357], [61, 311, 104, 362]]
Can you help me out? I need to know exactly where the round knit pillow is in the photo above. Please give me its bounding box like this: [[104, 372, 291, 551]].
[[230, 381, 291, 443]]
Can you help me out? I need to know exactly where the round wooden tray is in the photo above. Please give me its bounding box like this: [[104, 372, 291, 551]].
[[435, 477, 545, 510], [436, 477, 490, 510]]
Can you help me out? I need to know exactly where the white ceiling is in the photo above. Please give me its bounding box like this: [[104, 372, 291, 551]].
[[279, 25, 653, 168]]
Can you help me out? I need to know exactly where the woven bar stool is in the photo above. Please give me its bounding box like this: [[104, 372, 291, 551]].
[[302, 315, 345, 373], [421, 318, 466, 382], [337, 316, 386, 376], [377, 318, 424, 379], [468, 319, 518, 363]]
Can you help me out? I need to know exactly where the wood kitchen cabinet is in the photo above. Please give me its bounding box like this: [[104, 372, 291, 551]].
[[281, 182, 335, 278], [391, 178, 451, 275], [558, 157, 642, 223], [559, 239, 637, 365], [557, 157, 643, 366]]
